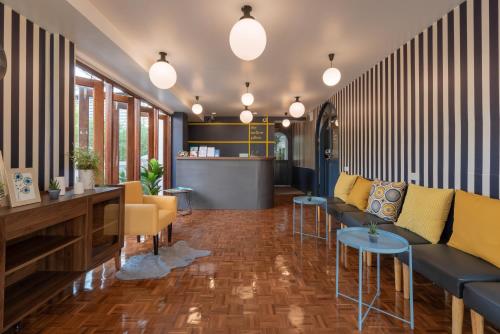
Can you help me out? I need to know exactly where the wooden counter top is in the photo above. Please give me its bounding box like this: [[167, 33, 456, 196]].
[[176, 157, 275, 161]]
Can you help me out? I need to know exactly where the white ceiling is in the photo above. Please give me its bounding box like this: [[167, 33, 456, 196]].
[[4, 0, 463, 117]]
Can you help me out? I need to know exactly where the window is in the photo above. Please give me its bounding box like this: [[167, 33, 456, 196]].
[[73, 62, 171, 185], [140, 111, 150, 167], [274, 132, 288, 160]]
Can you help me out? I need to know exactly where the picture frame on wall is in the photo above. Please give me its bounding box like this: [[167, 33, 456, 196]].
[[5, 168, 41, 207], [0, 151, 9, 207]]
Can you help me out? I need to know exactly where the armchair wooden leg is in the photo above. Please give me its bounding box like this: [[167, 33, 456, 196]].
[[402, 263, 409, 299], [153, 234, 159, 255], [470, 309, 484, 334], [394, 257, 402, 292], [137, 235, 141, 243], [452, 296, 464, 334], [168, 224, 173, 244]]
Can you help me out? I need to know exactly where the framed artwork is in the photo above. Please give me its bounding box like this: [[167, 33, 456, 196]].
[[5, 168, 41, 207], [0, 151, 9, 207]]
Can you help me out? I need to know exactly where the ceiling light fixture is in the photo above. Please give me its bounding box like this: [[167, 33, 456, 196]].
[[241, 82, 254, 106], [289, 96, 305, 118], [240, 106, 253, 124], [149, 52, 177, 89], [282, 113, 290, 128], [229, 5, 267, 61], [322, 53, 341, 86], [192, 96, 203, 115]]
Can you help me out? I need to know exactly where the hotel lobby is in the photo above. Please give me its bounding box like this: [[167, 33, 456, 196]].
[[0, 0, 499, 333]]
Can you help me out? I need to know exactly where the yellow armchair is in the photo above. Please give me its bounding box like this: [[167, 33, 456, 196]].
[[123, 181, 177, 254]]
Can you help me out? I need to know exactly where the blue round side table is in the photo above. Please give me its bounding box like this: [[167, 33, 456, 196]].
[[335, 227, 414, 331], [163, 187, 193, 215], [292, 196, 328, 242]]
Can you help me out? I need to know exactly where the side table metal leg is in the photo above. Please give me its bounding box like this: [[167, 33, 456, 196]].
[[358, 248, 363, 331], [409, 246, 415, 329], [292, 202, 296, 236], [315, 204, 319, 237], [325, 203, 328, 241], [187, 192, 192, 214], [335, 238, 340, 297], [300, 203, 304, 243], [377, 253, 381, 295]]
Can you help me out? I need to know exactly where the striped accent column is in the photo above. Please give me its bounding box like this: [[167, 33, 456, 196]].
[[331, 0, 500, 199], [0, 3, 75, 190]]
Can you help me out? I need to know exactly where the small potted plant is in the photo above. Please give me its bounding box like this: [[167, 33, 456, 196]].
[[368, 221, 379, 243], [71, 147, 100, 190], [48, 179, 61, 200]]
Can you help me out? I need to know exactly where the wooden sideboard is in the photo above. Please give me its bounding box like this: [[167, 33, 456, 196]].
[[0, 186, 124, 332]]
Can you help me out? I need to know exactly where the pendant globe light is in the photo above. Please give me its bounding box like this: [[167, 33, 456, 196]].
[[289, 96, 305, 118], [192, 96, 203, 115], [229, 5, 267, 61], [149, 52, 177, 89], [322, 53, 341, 86], [241, 82, 254, 106], [282, 113, 290, 128], [240, 106, 253, 124]]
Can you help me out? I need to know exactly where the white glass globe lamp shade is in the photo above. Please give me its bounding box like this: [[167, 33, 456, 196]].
[[229, 6, 267, 61], [240, 107, 253, 124], [282, 118, 291, 128], [149, 52, 177, 89], [241, 92, 254, 106], [191, 96, 203, 115], [322, 67, 341, 86], [289, 97, 305, 118]]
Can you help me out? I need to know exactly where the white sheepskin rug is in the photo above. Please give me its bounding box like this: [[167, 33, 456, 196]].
[[116, 241, 211, 280]]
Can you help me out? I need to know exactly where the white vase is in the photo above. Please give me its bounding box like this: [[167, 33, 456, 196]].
[[78, 169, 95, 190], [55, 176, 66, 196]]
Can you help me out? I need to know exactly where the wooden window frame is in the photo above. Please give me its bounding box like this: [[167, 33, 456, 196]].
[[75, 62, 172, 185]]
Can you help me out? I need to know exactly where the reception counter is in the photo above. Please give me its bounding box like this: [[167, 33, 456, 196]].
[[175, 157, 274, 209]]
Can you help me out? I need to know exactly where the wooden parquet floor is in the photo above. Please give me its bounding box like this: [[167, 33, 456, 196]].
[[16, 194, 499, 334]]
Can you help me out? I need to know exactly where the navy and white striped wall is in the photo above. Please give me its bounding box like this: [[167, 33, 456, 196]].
[[330, 0, 500, 199], [0, 2, 75, 190]]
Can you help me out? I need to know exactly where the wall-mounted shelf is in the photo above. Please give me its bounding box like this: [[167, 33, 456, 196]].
[[0, 187, 124, 333]]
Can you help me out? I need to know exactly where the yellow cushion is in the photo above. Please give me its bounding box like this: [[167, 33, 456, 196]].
[[395, 184, 454, 244], [346, 177, 373, 210], [447, 190, 500, 268], [124, 181, 143, 204], [334, 172, 358, 201]]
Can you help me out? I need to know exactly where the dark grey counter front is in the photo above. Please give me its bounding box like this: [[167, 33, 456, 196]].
[[176, 157, 274, 210]]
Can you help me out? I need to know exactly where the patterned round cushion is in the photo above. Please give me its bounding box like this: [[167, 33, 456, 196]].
[[366, 180, 407, 222]]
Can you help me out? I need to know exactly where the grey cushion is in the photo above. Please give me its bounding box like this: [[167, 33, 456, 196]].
[[397, 244, 500, 297], [379, 224, 430, 245], [463, 282, 500, 329], [327, 202, 359, 220], [341, 211, 388, 227]]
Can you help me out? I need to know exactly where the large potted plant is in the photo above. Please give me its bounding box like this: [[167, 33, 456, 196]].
[[71, 147, 100, 190], [141, 158, 164, 195]]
